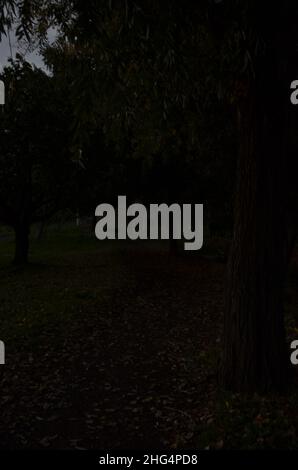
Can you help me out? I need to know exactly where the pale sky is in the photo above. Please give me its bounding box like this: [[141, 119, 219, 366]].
[[0, 27, 56, 70]]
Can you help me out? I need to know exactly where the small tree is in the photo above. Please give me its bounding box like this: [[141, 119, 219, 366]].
[[0, 59, 73, 264]]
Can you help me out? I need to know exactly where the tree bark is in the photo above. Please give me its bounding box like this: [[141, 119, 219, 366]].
[[220, 37, 292, 392], [13, 222, 30, 265]]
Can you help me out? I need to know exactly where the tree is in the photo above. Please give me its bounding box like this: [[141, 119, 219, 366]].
[[43, 1, 234, 217], [219, 1, 298, 391], [0, 59, 74, 264]]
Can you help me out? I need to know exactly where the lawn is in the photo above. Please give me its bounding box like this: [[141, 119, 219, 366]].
[[0, 227, 298, 449]]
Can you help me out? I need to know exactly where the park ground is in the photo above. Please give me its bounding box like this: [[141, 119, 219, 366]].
[[0, 226, 298, 449]]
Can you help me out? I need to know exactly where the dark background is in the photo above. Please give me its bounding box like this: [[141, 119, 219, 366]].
[[0, 0, 298, 450]]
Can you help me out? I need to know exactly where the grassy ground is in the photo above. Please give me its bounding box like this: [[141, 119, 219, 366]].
[[0, 227, 298, 449]]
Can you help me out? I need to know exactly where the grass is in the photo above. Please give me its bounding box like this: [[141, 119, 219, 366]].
[[0, 225, 298, 449]]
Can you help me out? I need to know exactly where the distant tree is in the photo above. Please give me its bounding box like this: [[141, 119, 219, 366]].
[[0, 59, 74, 264]]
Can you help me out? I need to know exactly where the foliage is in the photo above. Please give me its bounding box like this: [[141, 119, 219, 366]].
[[0, 58, 75, 229]]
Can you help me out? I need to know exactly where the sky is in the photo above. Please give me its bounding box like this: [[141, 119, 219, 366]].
[[0, 27, 56, 71]]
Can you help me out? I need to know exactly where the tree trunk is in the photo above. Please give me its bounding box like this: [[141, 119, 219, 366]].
[[220, 42, 292, 391], [14, 222, 30, 265], [36, 219, 46, 241]]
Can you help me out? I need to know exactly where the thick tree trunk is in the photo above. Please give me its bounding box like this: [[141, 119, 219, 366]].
[[220, 46, 292, 391], [13, 222, 30, 265]]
